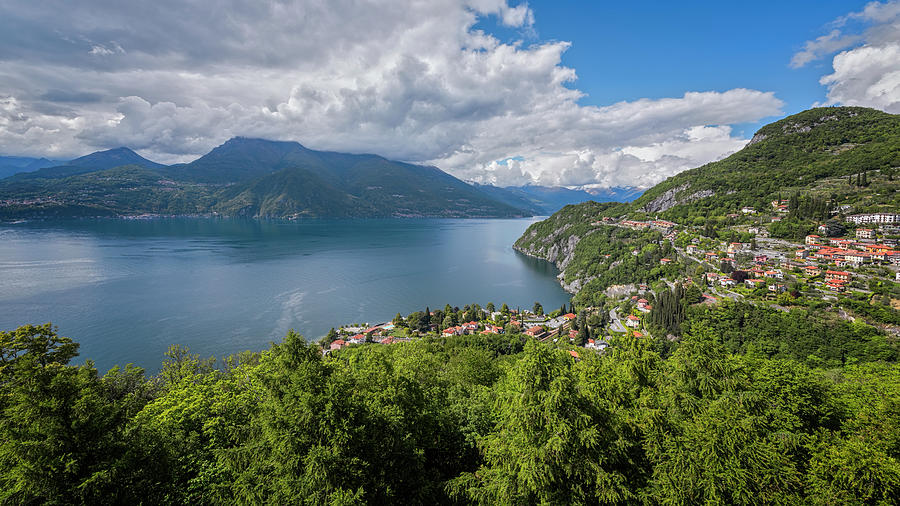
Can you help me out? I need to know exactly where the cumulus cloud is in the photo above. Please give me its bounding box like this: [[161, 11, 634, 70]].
[[0, 0, 783, 186], [790, 30, 861, 68], [794, 1, 900, 113]]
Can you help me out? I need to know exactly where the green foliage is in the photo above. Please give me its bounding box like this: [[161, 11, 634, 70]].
[[627, 106, 900, 221], [3, 322, 900, 502]]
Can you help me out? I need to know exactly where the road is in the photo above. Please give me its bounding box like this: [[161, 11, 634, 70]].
[[609, 308, 626, 333]]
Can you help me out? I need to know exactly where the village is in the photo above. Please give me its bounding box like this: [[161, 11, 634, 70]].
[[324, 208, 900, 356]]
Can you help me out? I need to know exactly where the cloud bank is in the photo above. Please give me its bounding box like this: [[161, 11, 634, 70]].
[[0, 0, 785, 187], [794, 1, 900, 114]]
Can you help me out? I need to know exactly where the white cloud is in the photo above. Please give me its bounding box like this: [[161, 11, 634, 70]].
[[0, 0, 783, 186], [795, 1, 900, 113], [790, 30, 861, 68]]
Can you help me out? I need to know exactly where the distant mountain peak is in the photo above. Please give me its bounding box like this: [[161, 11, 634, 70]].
[[219, 136, 307, 150], [67, 146, 164, 170]]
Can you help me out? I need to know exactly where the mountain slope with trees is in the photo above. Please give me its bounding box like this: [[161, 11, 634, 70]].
[[624, 106, 900, 221], [0, 138, 531, 219]]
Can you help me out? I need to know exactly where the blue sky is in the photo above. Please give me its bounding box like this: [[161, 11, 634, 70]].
[[480, 1, 872, 137], [1, 0, 899, 187]]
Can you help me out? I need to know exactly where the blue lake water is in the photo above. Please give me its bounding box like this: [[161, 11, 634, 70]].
[[0, 218, 569, 372]]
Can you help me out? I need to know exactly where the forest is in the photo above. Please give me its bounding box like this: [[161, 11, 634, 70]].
[[2, 319, 898, 504]]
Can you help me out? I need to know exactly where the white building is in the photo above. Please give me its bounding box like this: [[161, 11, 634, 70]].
[[845, 213, 900, 225]]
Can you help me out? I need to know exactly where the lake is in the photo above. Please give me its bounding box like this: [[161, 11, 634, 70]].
[[0, 218, 570, 372]]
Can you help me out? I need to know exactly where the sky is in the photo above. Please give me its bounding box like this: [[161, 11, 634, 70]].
[[1, 0, 899, 189]]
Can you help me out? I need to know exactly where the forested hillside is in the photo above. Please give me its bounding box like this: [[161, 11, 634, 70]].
[[621, 106, 900, 221], [0, 138, 531, 219], [2, 323, 899, 504]]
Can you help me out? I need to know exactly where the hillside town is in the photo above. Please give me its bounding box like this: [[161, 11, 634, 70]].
[[324, 210, 900, 355]]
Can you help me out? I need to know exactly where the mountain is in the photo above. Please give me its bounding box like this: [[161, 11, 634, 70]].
[[626, 106, 900, 220], [515, 106, 900, 299], [0, 156, 59, 179], [8, 147, 165, 181], [474, 184, 644, 215], [470, 184, 545, 215], [69, 147, 164, 171], [584, 186, 645, 203], [0, 138, 530, 219], [162, 137, 310, 183]]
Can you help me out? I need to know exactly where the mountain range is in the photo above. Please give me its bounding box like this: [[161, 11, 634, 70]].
[[0, 138, 640, 219]]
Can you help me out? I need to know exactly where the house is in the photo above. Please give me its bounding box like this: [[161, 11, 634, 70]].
[[686, 244, 699, 255], [826, 280, 847, 292], [622, 220, 651, 229], [705, 252, 719, 261], [483, 325, 503, 334], [545, 316, 568, 329], [825, 270, 851, 283], [442, 326, 462, 336], [652, 220, 677, 232], [348, 334, 366, 344], [754, 255, 768, 264], [524, 326, 547, 338], [563, 313, 577, 320], [845, 213, 900, 225], [856, 228, 876, 239], [632, 331, 644, 338], [768, 284, 786, 293], [803, 265, 821, 276], [843, 251, 869, 265], [660, 258, 672, 265], [567, 350, 580, 359], [741, 206, 757, 214], [585, 339, 608, 351], [329, 339, 347, 351], [625, 315, 641, 328], [727, 242, 743, 254], [765, 270, 783, 279], [770, 216, 782, 222], [744, 278, 765, 288], [720, 278, 737, 287]]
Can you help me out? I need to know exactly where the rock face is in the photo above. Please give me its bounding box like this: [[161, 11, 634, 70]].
[[639, 183, 688, 213], [514, 222, 592, 294], [639, 183, 716, 214], [747, 132, 767, 146]]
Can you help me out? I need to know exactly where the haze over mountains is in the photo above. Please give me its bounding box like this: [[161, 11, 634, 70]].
[[0, 138, 641, 220]]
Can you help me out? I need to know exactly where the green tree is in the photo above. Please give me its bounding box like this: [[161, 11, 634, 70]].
[[449, 340, 636, 504]]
